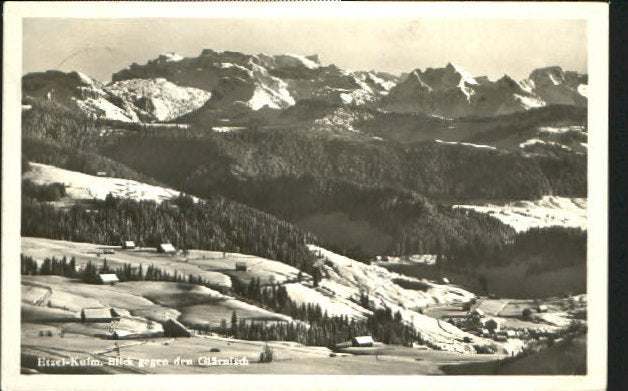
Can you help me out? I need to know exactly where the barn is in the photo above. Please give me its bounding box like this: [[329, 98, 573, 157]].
[[122, 241, 136, 249], [351, 336, 374, 347], [157, 243, 176, 254], [98, 274, 119, 285], [81, 308, 119, 323], [235, 262, 248, 272]]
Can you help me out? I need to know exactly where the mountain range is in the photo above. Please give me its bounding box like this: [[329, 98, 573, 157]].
[[22, 49, 587, 124]]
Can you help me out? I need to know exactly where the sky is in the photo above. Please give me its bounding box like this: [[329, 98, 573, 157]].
[[23, 18, 587, 82]]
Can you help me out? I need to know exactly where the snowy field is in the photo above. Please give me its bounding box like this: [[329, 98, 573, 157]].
[[453, 196, 587, 232], [23, 162, 195, 204]]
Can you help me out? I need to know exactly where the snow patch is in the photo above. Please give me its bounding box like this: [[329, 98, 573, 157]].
[[435, 139, 496, 150], [450, 63, 478, 85], [160, 52, 183, 62], [538, 126, 585, 134], [107, 78, 211, 121], [248, 84, 295, 110], [213, 126, 246, 133], [519, 138, 572, 151], [74, 97, 137, 122], [366, 72, 396, 91], [339, 93, 353, 104], [548, 73, 561, 85], [577, 84, 588, 98], [75, 71, 94, 85], [517, 79, 536, 94], [513, 94, 546, 110], [375, 254, 437, 266], [284, 54, 321, 70], [218, 63, 252, 76]]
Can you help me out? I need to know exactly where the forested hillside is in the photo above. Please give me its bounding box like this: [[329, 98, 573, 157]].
[[102, 126, 586, 201], [22, 192, 318, 273], [21, 99, 586, 268]]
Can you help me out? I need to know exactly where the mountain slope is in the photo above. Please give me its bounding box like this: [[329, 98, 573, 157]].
[[22, 71, 211, 122]]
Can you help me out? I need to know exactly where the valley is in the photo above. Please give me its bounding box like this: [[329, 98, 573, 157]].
[[18, 47, 589, 375]]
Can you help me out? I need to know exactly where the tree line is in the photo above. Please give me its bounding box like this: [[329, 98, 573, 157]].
[[22, 192, 319, 274]]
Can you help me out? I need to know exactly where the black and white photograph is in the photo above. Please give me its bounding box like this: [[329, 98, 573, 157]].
[[2, 2, 608, 390]]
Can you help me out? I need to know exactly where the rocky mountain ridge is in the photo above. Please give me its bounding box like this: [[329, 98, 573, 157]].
[[22, 50, 587, 123]]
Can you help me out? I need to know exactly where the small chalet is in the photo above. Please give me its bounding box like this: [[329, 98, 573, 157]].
[[537, 304, 548, 313], [440, 277, 450, 284], [494, 334, 508, 342], [98, 274, 119, 285], [351, 336, 374, 347], [157, 243, 176, 254], [122, 241, 136, 249], [96, 171, 108, 177], [506, 330, 517, 338], [235, 262, 248, 272], [103, 248, 115, 255], [81, 307, 119, 323]]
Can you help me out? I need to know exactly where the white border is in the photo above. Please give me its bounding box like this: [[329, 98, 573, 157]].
[[2, 2, 608, 391]]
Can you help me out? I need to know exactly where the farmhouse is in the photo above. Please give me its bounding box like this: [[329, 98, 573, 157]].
[[98, 274, 119, 285], [235, 262, 248, 272], [122, 241, 136, 249], [81, 307, 119, 323], [351, 336, 374, 347], [157, 243, 176, 254]]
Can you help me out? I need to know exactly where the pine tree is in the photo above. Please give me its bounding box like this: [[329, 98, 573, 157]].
[[231, 311, 238, 337]]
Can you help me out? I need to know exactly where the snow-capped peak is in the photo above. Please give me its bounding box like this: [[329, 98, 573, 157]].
[[75, 71, 95, 85], [159, 52, 183, 62], [447, 62, 478, 86], [284, 54, 321, 69]]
